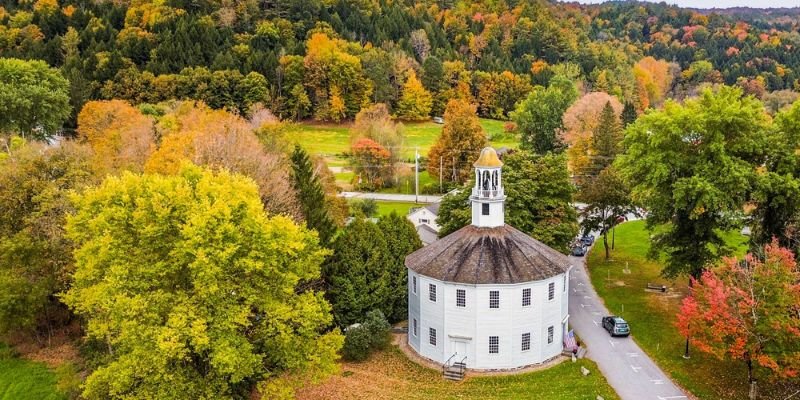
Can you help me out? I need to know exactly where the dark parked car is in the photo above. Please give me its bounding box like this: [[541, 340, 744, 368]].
[[602, 316, 630, 337], [571, 245, 587, 257], [580, 234, 595, 246]]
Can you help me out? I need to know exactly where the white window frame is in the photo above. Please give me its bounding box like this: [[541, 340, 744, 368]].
[[548, 282, 555, 301], [522, 288, 531, 307], [429, 328, 437, 346], [429, 283, 437, 302], [489, 336, 499, 354], [456, 289, 466, 307], [563, 274, 567, 293], [419, 218, 429, 224], [412, 276, 417, 294], [489, 290, 499, 309], [547, 326, 554, 344], [413, 318, 418, 337], [521, 332, 531, 351]]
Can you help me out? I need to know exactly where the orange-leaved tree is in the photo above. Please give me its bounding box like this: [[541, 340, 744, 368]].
[[77, 100, 155, 174], [350, 137, 392, 190], [677, 240, 800, 399], [427, 99, 487, 185]]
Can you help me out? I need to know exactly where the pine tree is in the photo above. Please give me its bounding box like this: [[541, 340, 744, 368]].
[[591, 101, 623, 175], [377, 213, 422, 322], [291, 145, 336, 245], [621, 101, 637, 127]]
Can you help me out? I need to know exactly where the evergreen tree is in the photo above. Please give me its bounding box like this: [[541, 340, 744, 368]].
[[291, 145, 336, 245], [377, 213, 422, 322], [590, 101, 623, 175], [324, 219, 392, 327], [621, 101, 637, 127]]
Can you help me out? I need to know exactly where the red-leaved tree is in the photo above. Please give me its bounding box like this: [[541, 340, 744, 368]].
[[350, 138, 392, 190], [677, 240, 800, 399]]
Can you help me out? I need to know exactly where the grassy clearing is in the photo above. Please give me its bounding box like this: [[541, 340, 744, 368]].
[[374, 201, 422, 217], [0, 345, 64, 400], [297, 345, 619, 400], [286, 119, 518, 159], [586, 221, 799, 399]]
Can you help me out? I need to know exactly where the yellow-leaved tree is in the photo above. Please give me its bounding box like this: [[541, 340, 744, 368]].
[[396, 70, 433, 121]]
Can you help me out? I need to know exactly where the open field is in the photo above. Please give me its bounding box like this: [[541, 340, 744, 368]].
[[586, 221, 800, 399], [0, 345, 64, 400], [285, 119, 517, 159], [297, 345, 619, 400], [374, 201, 423, 217]]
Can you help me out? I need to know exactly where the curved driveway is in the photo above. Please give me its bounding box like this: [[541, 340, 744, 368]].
[[568, 254, 689, 400]]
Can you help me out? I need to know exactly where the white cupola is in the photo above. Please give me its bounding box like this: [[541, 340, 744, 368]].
[[470, 147, 505, 228]]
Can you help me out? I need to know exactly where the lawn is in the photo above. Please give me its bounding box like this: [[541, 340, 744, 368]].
[[297, 345, 619, 400], [285, 119, 518, 159], [586, 221, 799, 399], [374, 201, 423, 217], [0, 345, 64, 400]]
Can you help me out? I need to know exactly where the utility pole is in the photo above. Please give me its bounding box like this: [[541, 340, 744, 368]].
[[415, 147, 419, 203], [439, 156, 443, 193]]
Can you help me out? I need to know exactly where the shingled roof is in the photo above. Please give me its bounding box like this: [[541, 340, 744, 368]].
[[405, 224, 571, 284]]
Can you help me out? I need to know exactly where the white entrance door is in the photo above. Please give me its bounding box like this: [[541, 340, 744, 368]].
[[451, 339, 469, 363]]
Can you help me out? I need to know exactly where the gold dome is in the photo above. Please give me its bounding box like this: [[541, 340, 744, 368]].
[[473, 147, 503, 168]]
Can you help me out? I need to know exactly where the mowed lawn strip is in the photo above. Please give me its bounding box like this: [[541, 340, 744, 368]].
[[297, 345, 619, 400], [0, 347, 64, 400], [374, 201, 422, 217], [585, 220, 800, 399]]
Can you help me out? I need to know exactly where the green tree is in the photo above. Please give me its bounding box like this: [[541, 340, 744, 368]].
[[617, 86, 769, 278], [0, 138, 94, 342], [0, 58, 70, 139], [578, 167, 635, 259], [377, 213, 422, 322], [437, 150, 579, 253], [396, 71, 433, 121], [63, 165, 341, 400], [291, 145, 336, 245], [589, 101, 623, 176], [511, 75, 578, 154], [323, 219, 395, 327], [621, 101, 637, 127]]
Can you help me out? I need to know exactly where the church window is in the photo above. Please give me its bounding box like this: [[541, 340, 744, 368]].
[[548, 282, 555, 301], [412, 276, 416, 294], [456, 289, 466, 307], [489, 336, 499, 354], [429, 284, 437, 302], [482, 203, 490, 215], [429, 328, 437, 346], [522, 333, 531, 351], [413, 319, 418, 337], [522, 288, 531, 306], [489, 290, 499, 308], [547, 326, 554, 344]]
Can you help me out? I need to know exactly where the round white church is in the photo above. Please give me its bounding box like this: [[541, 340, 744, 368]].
[[405, 147, 572, 370]]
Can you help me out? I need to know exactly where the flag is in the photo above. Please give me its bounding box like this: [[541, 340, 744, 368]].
[[564, 329, 577, 351]]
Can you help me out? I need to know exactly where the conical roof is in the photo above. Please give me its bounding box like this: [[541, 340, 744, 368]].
[[405, 224, 571, 284], [473, 147, 503, 168]]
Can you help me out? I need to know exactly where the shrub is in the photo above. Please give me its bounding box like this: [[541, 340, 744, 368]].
[[350, 199, 378, 217], [342, 310, 391, 361], [342, 325, 372, 361]]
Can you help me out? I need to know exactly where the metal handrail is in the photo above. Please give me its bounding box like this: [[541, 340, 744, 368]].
[[442, 353, 456, 375], [457, 356, 467, 375]]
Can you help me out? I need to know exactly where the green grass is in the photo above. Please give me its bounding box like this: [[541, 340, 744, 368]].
[[298, 346, 619, 400], [285, 119, 519, 160], [585, 221, 798, 400], [0, 345, 65, 400], [374, 201, 423, 217]]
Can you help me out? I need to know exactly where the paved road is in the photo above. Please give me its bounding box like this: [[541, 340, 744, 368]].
[[568, 253, 688, 400], [339, 191, 443, 203]]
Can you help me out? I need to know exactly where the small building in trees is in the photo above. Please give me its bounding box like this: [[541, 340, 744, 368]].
[[407, 202, 441, 245], [406, 147, 572, 370]]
